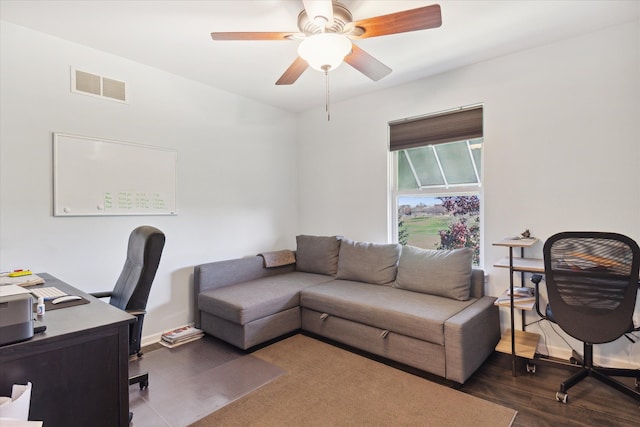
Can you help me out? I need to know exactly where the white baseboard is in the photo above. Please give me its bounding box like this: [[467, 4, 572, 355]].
[[141, 332, 163, 348], [542, 344, 640, 369]]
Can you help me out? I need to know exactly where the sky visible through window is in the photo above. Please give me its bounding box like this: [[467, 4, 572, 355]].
[[399, 196, 441, 207]]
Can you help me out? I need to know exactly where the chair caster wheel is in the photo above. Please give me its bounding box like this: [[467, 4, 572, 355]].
[[556, 391, 568, 403], [526, 363, 536, 374], [569, 357, 579, 365]]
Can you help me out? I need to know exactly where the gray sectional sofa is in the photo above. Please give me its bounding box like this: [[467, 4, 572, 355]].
[[194, 235, 500, 384]]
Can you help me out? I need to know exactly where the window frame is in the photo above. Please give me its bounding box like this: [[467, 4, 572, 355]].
[[388, 105, 484, 266]]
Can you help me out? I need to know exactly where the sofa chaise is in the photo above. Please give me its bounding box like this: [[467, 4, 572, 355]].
[[194, 235, 500, 384]]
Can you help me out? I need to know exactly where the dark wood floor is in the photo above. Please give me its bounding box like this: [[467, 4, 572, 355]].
[[461, 352, 639, 426]]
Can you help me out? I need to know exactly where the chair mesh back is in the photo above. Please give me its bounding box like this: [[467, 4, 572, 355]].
[[109, 226, 165, 312], [544, 232, 640, 344]]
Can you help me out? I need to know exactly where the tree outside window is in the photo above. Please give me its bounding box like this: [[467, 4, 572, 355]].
[[398, 195, 480, 264]]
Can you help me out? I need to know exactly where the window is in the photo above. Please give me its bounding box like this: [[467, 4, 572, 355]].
[[389, 106, 483, 264]]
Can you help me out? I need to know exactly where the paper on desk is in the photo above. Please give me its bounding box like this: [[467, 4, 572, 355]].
[[0, 421, 42, 427], [0, 285, 31, 298], [0, 382, 32, 422], [0, 275, 45, 287]]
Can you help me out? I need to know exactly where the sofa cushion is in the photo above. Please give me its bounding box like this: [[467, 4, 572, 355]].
[[300, 280, 477, 345], [394, 246, 473, 301], [198, 272, 334, 325], [336, 239, 401, 285], [296, 235, 342, 276]]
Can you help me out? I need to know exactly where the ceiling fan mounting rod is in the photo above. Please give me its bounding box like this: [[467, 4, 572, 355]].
[[314, 16, 329, 33], [297, 2, 353, 35]]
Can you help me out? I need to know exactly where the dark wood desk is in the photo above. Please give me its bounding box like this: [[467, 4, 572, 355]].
[[0, 273, 134, 426]]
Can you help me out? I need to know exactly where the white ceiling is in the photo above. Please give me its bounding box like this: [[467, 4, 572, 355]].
[[1, 0, 639, 113]]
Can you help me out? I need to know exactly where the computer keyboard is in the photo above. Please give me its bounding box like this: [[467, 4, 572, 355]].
[[30, 287, 68, 300]]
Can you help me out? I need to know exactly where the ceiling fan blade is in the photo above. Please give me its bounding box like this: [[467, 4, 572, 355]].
[[276, 57, 309, 85], [302, 0, 334, 28], [211, 32, 297, 41], [344, 44, 391, 81], [350, 4, 442, 39]]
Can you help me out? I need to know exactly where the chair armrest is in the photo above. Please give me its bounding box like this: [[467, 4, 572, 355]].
[[127, 309, 146, 317], [90, 291, 113, 299], [193, 256, 294, 328], [444, 296, 501, 384]]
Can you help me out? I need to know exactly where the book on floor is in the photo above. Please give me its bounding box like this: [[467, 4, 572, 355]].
[[159, 334, 204, 348], [161, 325, 204, 345]]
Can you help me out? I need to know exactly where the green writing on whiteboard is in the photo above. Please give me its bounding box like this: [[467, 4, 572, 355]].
[[104, 191, 167, 211]]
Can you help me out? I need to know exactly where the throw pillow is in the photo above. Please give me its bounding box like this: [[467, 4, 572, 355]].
[[336, 239, 401, 285], [394, 246, 472, 301], [296, 235, 342, 276]]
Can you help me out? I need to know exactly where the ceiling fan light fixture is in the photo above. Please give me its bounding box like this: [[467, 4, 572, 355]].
[[297, 33, 352, 72]]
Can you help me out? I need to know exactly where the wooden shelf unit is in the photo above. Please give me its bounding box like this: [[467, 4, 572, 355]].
[[492, 238, 543, 376], [493, 256, 544, 273], [495, 329, 540, 360], [494, 289, 536, 311]]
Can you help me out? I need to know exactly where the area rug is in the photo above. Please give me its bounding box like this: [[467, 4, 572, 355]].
[[190, 334, 517, 426]]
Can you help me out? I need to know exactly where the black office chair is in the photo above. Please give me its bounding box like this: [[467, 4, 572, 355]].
[[92, 225, 165, 390], [541, 231, 640, 403]]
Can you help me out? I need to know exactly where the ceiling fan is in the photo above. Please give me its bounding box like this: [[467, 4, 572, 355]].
[[211, 1, 442, 85]]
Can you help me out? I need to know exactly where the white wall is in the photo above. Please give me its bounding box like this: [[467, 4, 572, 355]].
[[297, 21, 640, 367], [0, 22, 299, 341], [3, 18, 639, 367]]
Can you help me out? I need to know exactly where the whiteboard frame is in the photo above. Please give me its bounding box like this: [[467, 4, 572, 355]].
[[53, 133, 178, 216]]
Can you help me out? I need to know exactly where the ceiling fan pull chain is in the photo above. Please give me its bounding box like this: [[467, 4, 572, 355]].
[[322, 65, 331, 121], [326, 70, 330, 121]]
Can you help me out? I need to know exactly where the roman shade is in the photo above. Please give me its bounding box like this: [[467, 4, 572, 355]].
[[389, 106, 483, 151]]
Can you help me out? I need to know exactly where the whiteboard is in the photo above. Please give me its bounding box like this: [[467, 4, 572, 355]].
[[53, 133, 177, 216]]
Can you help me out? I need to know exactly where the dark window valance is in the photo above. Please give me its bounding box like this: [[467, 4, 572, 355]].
[[389, 106, 483, 151]]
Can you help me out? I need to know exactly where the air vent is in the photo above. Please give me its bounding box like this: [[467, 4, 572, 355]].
[[71, 68, 127, 103], [75, 70, 101, 95]]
